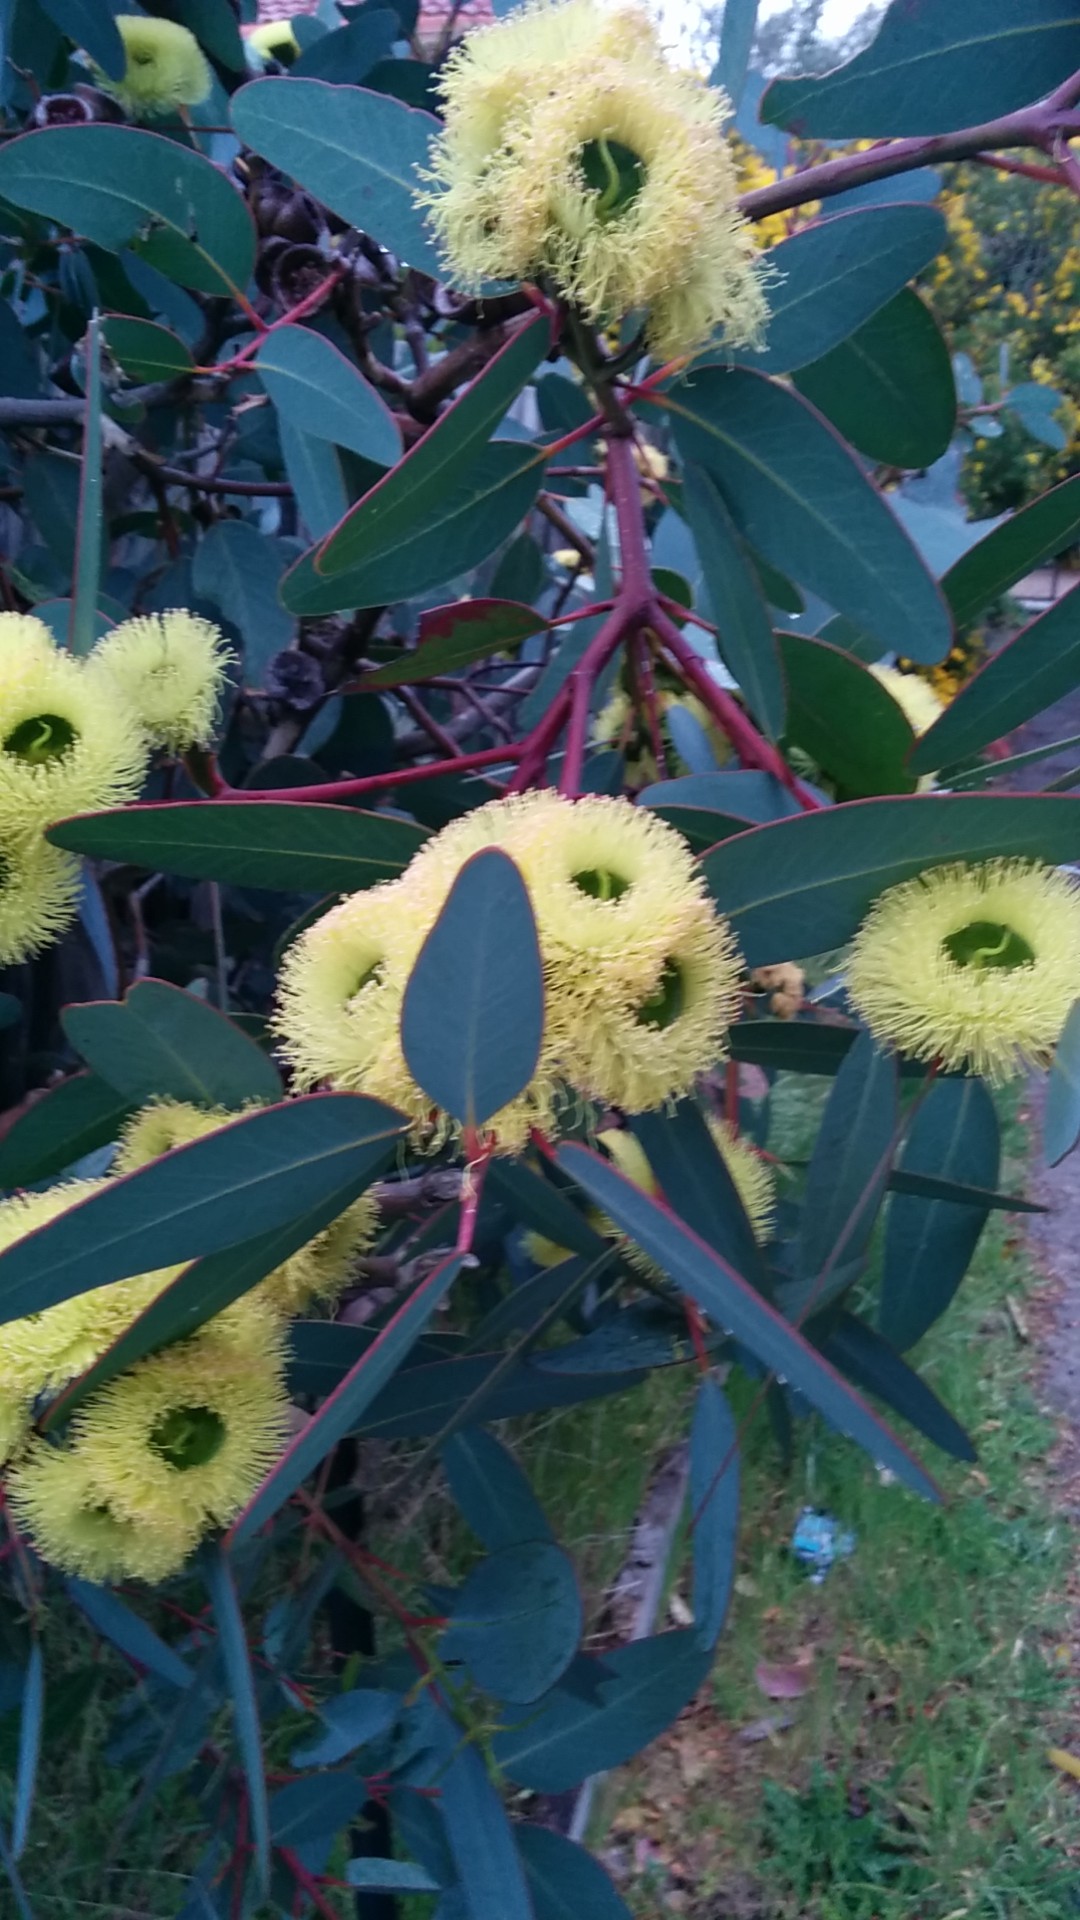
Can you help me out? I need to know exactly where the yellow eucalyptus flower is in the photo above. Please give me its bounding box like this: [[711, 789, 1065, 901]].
[[100, 16, 212, 119], [70, 1318, 291, 1533], [847, 859, 1080, 1080], [419, 0, 766, 358], [869, 664, 945, 740], [0, 835, 83, 967], [88, 611, 234, 754], [0, 642, 147, 840], [8, 1441, 198, 1584], [599, 1119, 774, 1244], [0, 612, 58, 663], [246, 20, 300, 64], [0, 1391, 30, 1467]]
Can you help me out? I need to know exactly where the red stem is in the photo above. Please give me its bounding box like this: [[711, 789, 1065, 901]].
[[651, 605, 822, 809], [201, 269, 345, 376], [456, 1139, 493, 1250], [227, 740, 518, 805]]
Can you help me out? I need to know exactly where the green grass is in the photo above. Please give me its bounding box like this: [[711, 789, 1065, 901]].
[[602, 1081, 1079, 1918]]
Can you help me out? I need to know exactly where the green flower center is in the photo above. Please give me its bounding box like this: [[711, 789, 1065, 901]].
[[942, 919, 1036, 972], [349, 959, 383, 1001], [637, 959, 684, 1029], [150, 1404, 227, 1472], [4, 712, 78, 765], [572, 866, 630, 901], [579, 137, 647, 222]]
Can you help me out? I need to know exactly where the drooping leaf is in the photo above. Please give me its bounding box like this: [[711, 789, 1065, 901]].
[[290, 1689, 400, 1768], [1046, 999, 1080, 1166], [794, 288, 956, 470], [0, 1095, 406, 1323], [730, 204, 948, 376], [66, 1580, 194, 1691], [485, 1159, 608, 1260], [70, 311, 104, 656], [39, 0, 125, 73], [821, 1313, 976, 1462], [281, 443, 545, 615], [255, 324, 402, 468], [102, 315, 194, 383], [630, 1102, 770, 1295], [230, 1252, 463, 1540], [438, 1738, 536, 1920], [442, 1429, 554, 1552], [441, 1542, 582, 1703], [711, 0, 758, 108], [517, 1826, 633, 1920], [911, 585, 1080, 774], [559, 1143, 939, 1499], [361, 599, 547, 688], [49, 801, 429, 892], [682, 464, 784, 739], [492, 1630, 713, 1790], [700, 794, 1080, 966], [665, 368, 951, 663], [778, 630, 918, 797], [316, 318, 549, 578], [401, 850, 544, 1131], [0, 1073, 132, 1191], [290, 7, 397, 81], [0, 125, 256, 298], [231, 77, 443, 277], [797, 1029, 898, 1287], [205, 1546, 269, 1893], [278, 420, 349, 542], [762, 0, 1080, 137], [1006, 380, 1068, 451], [689, 1377, 739, 1650], [191, 521, 292, 665], [61, 979, 282, 1109], [881, 1077, 999, 1350], [11, 1645, 42, 1861], [942, 475, 1080, 627]]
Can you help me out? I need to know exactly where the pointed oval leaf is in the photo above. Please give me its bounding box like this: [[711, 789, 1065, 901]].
[[316, 318, 549, 579], [205, 1547, 269, 1892], [11, 1644, 42, 1861], [492, 1630, 713, 1791], [290, 1688, 400, 1768], [231, 77, 443, 277], [402, 849, 544, 1131], [881, 1077, 999, 1350], [778, 630, 918, 797], [689, 1377, 740, 1650], [822, 1313, 976, 1462], [517, 1826, 633, 1920], [0, 125, 256, 297], [942, 476, 1080, 628], [256, 325, 402, 468], [49, 801, 429, 892], [762, 0, 1080, 137], [279, 419, 349, 541], [665, 368, 951, 663], [282, 443, 545, 615], [681, 464, 785, 739], [630, 1102, 770, 1296], [102, 315, 194, 383], [66, 1580, 194, 1691], [40, 0, 125, 73], [0, 1095, 406, 1323], [0, 1072, 132, 1192], [439, 1741, 536, 1920], [442, 1541, 582, 1704], [729, 204, 948, 376], [711, 0, 758, 108], [794, 287, 956, 470], [442, 1429, 554, 1552], [61, 979, 282, 1109], [700, 794, 1080, 966], [912, 584, 1080, 774], [191, 521, 292, 666], [798, 1027, 898, 1283], [362, 599, 548, 689], [558, 1142, 940, 1500]]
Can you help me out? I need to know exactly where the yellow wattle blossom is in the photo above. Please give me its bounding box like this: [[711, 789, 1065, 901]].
[[419, 0, 766, 358], [847, 859, 1080, 1081], [88, 612, 234, 755], [99, 16, 212, 119], [9, 1442, 200, 1584], [0, 640, 147, 841], [70, 1317, 291, 1534], [114, 1100, 380, 1317]]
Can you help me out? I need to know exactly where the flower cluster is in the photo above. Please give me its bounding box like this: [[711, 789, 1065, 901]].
[[0, 1106, 380, 1583], [94, 16, 211, 120], [275, 790, 743, 1154], [847, 858, 1080, 1082], [418, 0, 767, 358], [0, 610, 232, 969]]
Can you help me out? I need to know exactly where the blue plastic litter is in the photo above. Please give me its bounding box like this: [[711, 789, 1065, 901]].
[[791, 1507, 856, 1583]]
